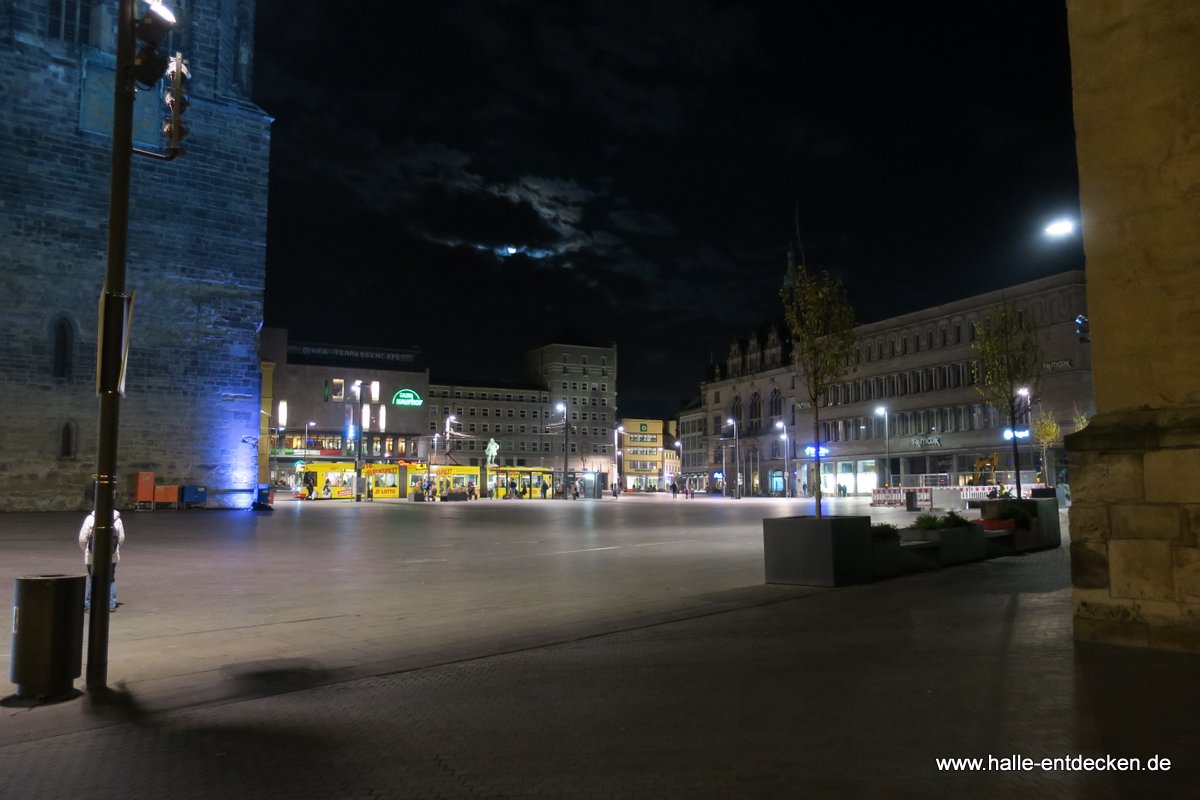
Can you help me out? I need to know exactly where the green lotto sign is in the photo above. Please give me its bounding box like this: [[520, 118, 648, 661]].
[[391, 388, 424, 407]]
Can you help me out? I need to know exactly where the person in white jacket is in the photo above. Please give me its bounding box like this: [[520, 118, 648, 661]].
[[79, 510, 125, 612]]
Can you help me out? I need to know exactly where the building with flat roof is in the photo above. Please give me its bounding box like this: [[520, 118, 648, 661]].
[[699, 271, 1093, 498]]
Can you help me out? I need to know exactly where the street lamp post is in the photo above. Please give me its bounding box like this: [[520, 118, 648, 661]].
[[875, 406, 890, 490], [305, 420, 315, 452], [675, 440, 682, 490], [774, 421, 790, 497], [1013, 387, 1030, 497], [557, 402, 569, 498], [726, 418, 740, 499], [720, 438, 727, 497], [613, 425, 624, 496], [444, 414, 457, 464], [353, 380, 380, 502], [87, 0, 185, 692]]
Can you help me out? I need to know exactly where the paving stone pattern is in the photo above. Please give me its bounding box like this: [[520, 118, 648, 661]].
[[2, 498, 1198, 798]]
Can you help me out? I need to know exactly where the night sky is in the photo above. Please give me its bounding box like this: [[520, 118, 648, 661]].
[[253, 0, 1084, 419]]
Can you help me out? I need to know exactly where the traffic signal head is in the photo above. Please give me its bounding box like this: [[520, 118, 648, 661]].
[[131, 3, 177, 88], [162, 53, 190, 152]]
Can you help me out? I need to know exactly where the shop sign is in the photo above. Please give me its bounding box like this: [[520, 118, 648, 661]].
[[391, 388, 423, 407], [911, 436, 942, 447], [1043, 359, 1072, 371], [803, 445, 830, 457]]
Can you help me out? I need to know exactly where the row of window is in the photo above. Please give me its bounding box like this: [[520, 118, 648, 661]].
[[431, 389, 550, 402], [559, 382, 610, 392], [715, 362, 983, 435], [430, 398, 610, 418]]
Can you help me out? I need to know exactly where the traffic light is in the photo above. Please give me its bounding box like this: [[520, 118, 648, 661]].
[[162, 53, 190, 152], [131, 2, 176, 88]]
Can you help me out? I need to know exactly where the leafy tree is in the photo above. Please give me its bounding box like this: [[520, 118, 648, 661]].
[[1031, 408, 1062, 484], [971, 300, 1042, 498], [1071, 403, 1090, 433], [780, 244, 857, 518]]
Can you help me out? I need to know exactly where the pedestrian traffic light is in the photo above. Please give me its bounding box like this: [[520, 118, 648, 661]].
[[131, 2, 177, 89], [162, 52, 190, 152]]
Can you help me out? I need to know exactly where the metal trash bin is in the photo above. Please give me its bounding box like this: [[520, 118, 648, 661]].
[[10, 574, 86, 699]]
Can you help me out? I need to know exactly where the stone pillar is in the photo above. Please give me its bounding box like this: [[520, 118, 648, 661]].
[[1065, 1, 1200, 651]]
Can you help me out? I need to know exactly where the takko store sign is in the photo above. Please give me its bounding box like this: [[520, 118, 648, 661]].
[[390, 388, 424, 407]]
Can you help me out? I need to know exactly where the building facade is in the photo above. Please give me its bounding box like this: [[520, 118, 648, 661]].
[[525, 342, 620, 482], [700, 271, 1093, 498], [617, 418, 677, 491], [1, 0, 271, 510], [676, 401, 706, 492], [260, 332, 619, 498]]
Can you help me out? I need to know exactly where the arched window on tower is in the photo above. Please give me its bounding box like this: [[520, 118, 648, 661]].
[[52, 317, 74, 379], [60, 421, 77, 458]]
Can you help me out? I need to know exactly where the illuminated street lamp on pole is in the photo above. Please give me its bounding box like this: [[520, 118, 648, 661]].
[[557, 402, 569, 498], [613, 424, 624, 496], [675, 440, 682, 489], [875, 406, 890, 488], [774, 420, 791, 497], [726, 417, 740, 499], [444, 414, 457, 456]]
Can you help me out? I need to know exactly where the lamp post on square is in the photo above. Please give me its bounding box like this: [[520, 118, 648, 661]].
[[875, 406, 890, 489], [725, 418, 740, 499], [613, 424, 624, 496], [557, 402, 570, 498], [775, 420, 791, 497]]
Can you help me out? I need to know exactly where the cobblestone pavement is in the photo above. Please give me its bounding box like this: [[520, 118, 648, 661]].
[[2, 497, 1198, 798]]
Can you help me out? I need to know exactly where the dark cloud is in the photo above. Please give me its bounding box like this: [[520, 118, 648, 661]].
[[256, 0, 1082, 417]]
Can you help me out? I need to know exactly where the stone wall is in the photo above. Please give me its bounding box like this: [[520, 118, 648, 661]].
[[0, 1, 270, 511], [1066, 1, 1200, 650]]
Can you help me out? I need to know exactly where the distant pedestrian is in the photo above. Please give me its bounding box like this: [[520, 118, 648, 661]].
[[671, 482, 679, 498], [541, 479, 549, 499], [572, 481, 580, 500], [612, 482, 619, 498], [79, 509, 125, 612]]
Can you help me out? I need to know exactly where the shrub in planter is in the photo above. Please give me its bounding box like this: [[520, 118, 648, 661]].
[[869, 523, 902, 579], [912, 513, 943, 530]]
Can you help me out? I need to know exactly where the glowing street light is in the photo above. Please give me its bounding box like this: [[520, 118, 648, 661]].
[[774, 420, 792, 497], [557, 402, 569, 498], [726, 417, 740, 499], [1044, 218, 1076, 238], [875, 406, 890, 488], [613, 425, 624, 496]]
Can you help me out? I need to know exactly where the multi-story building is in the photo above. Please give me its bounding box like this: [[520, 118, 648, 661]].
[[701, 271, 1093, 498], [676, 401, 706, 492], [260, 331, 619, 497], [617, 418, 676, 491], [1, 0, 271, 510], [258, 328, 431, 487], [525, 342, 620, 482]]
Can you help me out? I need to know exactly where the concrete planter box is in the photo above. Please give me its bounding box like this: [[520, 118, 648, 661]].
[[871, 534, 903, 579], [763, 515, 873, 586], [901, 527, 987, 565], [977, 498, 1061, 551]]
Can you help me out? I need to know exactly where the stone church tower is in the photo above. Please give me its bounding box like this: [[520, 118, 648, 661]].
[[0, 1, 271, 509]]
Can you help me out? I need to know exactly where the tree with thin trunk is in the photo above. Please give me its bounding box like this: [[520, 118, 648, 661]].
[[971, 300, 1042, 498], [780, 244, 857, 518], [1031, 408, 1061, 484]]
